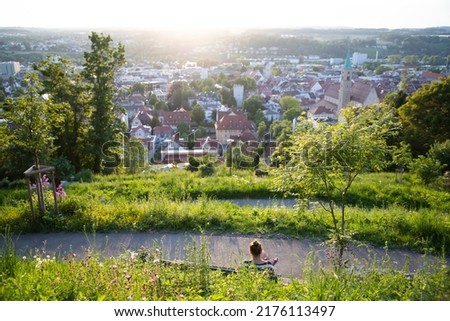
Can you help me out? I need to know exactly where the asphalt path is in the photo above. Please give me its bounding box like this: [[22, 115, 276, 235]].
[[2, 231, 447, 278]]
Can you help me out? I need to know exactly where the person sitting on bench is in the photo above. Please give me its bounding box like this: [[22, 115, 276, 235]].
[[248, 239, 278, 270]]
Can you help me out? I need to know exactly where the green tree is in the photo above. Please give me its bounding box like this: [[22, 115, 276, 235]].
[[279, 96, 300, 111], [1, 73, 61, 172], [403, 55, 419, 66], [131, 83, 146, 96], [234, 77, 256, 90], [398, 76, 450, 156], [177, 122, 190, 139], [283, 106, 302, 122], [155, 100, 168, 111], [149, 93, 158, 106], [410, 155, 444, 185], [383, 90, 407, 109], [219, 88, 236, 107], [257, 121, 267, 141], [270, 119, 292, 142], [427, 139, 450, 172], [34, 56, 92, 171], [387, 55, 402, 64], [272, 105, 394, 266], [191, 103, 205, 125], [167, 81, 194, 110], [82, 32, 126, 173], [243, 95, 264, 123]]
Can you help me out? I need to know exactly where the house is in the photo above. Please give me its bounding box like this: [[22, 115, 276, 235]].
[[159, 108, 191, 130], [120, 92, 148, 118], [151, 89, 167, 102], [215, 111, 255, 145], [130, 125, 152, 140], [307, 101, 338, 124], [153, 125, 174, 140], [131, 110, 154, 128]]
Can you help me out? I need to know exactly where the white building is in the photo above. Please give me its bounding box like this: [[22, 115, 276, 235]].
[[352, 52, 368, 66], [0, 62, 20, 78], [201, 68, 208, 79], [233, 84, 244, 109]]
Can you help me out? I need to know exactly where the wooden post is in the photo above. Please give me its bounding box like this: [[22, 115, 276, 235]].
[[50, 171, 59, 214], [25, 176, 35, 222]]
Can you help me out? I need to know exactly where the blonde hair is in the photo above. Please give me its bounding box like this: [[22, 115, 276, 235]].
[[249, 239, 262, 256]]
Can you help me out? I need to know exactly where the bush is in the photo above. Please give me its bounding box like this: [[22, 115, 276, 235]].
[[51, 156, 76, 181], [73, 169, 94, 182], [199, 164, 215, 177], [410, 156, 444, 185], [428, 140, 450, 172]]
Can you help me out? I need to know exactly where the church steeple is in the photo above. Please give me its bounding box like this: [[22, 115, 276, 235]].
[[343, 49, 352, 70], [338, 50, 352, 110]]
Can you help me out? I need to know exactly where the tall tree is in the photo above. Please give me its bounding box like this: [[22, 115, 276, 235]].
[[82, 32, 126, 173], [167, 81, 193, 110], [398, 76, 450, 156], [34, 57, 92, 171], [191, 103, 205, 125], [243, 94, 264, 123]]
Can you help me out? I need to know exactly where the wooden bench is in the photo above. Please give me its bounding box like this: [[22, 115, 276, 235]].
[[161, 259, 280, 280]]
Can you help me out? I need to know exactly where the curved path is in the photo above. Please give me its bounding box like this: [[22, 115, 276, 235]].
[[2, 231, 448, 278]]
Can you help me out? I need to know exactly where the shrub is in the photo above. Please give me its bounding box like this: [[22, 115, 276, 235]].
[[199, 164, 215, 177], [51, 156, 76, 181], [410, 156, 444, 185], [73, 169, 94, 182], [428, 140, 450, 172]]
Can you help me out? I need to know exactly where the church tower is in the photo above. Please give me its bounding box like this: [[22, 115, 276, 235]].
[[338, 50, 352, 110]]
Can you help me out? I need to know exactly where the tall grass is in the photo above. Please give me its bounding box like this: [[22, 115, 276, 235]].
[[1, 235, 449, 301], [0, 171, 449, 254]]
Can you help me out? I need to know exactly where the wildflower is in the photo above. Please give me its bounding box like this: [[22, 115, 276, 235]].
[[55, 183, 67, 199], [22, 256, 27, 260], [31, 174, 51, 190]]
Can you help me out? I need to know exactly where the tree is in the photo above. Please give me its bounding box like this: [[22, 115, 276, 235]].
[[403, 55, 419, 66], [34, 56, 92, 171], [149, 93, 158, 106], [279, 96, 300, 111], [1, 73, 61, 173], [219, 88, 236, 107], [191, 103, 205, 125], [82, 32, 126, 173], [427, 139, 450, 173], [176, 122, 190, 139], [387, 55, 402, 64], [257, 121, 267, 141], [131, 83, 146, 96], [243, 94, 264, 123], [398, 76, 450, 156], [167, 81, 193, 110], [272, 105, 394, 267], [283, 106, 302, 122], [155, 100, 168, 111]]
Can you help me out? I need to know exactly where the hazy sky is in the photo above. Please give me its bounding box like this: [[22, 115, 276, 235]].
[[2, 0, 449, 30]]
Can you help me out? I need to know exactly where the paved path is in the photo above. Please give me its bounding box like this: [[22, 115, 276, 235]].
[[2, 231, 448, 278]]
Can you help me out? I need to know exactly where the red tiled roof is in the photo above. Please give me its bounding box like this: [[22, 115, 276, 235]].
[[310, 100, 337, 115], [215, 111, 253, 131], [160, 108, 191, 126]]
